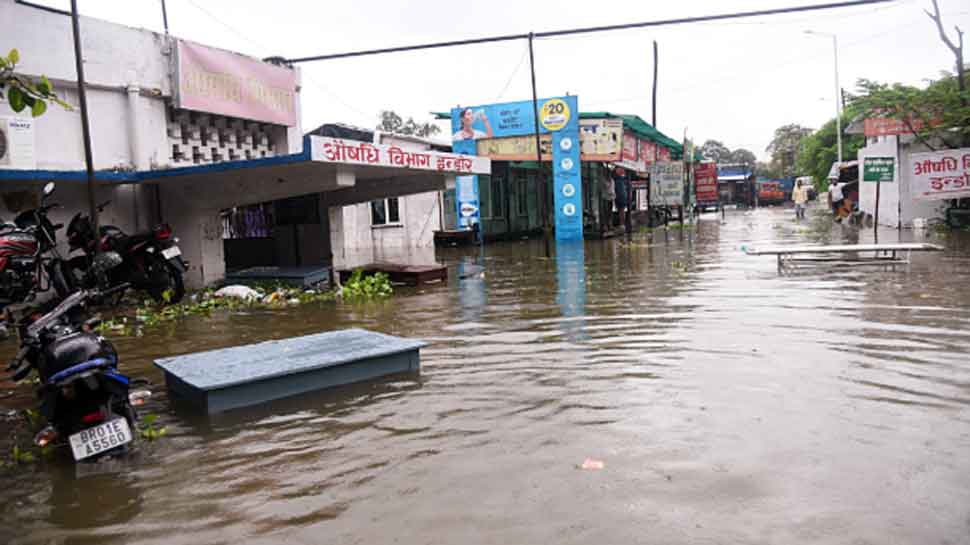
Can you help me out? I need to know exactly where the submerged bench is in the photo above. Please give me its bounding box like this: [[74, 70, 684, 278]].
[[744, 242, 944, 270], [154, 329, 425, 413]]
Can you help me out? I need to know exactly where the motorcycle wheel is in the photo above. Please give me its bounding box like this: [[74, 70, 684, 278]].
[[145, 254, 185, 304]]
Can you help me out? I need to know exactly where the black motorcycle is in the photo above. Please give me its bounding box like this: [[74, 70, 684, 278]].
[[7, 253, 151, 463], [0, 182, 73, 308], [66, 201, 187, 304]]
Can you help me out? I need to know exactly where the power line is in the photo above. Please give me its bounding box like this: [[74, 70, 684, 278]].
[[284, 0, 895, 63], [494, 42, 530, 101]]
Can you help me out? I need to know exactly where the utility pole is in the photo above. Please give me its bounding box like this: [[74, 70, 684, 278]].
[[527, 33, 550, 257], [161, 0, 170, 34], [70, 0, 99, 240], [652, 40, 658, 128], [805, 30, 841, 162]]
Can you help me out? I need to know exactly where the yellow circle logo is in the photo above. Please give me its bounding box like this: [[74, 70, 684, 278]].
[[540, 98, 570, 131]]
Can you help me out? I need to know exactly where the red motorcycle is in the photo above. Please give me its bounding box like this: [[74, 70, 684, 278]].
[[0, 182, 73, 309]]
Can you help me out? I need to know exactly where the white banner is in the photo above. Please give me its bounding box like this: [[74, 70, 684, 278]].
[[911, 147, 970, 201], [310, 136, 490, 175], [0, 117, 36, 169], [650, 161, 684, 206]]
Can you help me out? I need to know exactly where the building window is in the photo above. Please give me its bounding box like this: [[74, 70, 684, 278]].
[[371, 198, 400, 226]]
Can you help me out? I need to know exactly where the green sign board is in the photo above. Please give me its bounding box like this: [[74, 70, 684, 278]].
[[863, 156, 895, 182]]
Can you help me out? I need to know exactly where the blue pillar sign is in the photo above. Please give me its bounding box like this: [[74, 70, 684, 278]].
[[450, 96, 583, 240], [544, 97, 582, 241]]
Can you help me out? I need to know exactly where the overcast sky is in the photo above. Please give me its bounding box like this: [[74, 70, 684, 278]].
[[32, 0, 970, 160]]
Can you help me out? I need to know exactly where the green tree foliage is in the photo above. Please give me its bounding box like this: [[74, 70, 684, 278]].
[[852, 74, 970, 150], [699, 139, 731, 163], [766, 124, 813, 177], [377, 110, 441, 138], [729, 148, 757, 166], [796, 107, 866, 191], [755, 161, 782, 179], [0, 49, 69, 117]]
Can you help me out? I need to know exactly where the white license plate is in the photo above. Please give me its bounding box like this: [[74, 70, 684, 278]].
[[69, 418, 132, 461], [161, 246, 181, 259]]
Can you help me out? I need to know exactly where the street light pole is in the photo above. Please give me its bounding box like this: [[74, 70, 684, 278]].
[[805, 30, 842, 164]]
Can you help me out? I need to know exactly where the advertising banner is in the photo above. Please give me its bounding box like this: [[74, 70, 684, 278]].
[[638, 140, 656, 166], [659, 146, 672, 162], [650, 161, 684, 206], [621, 132, 638, 162], [910, 148, 970, 201], [451, 96, 583, 240], [695, 162, 718, 203], [176, 40, 298, 126], [474, 118, 621, 161], [862, 156, 895, 182], [0, 117, 35, 169]]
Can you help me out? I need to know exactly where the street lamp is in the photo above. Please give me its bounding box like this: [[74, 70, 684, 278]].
[[805, 30, 842, 165]]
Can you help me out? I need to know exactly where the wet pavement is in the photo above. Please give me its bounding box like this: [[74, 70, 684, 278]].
[[2, 204, 970, 544]]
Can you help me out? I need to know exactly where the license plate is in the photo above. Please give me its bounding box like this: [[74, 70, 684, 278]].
[[69, 418, 132, 461], [161, 246, 181, 259]]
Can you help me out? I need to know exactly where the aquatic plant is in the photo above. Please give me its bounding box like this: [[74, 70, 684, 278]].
[[139, 414, 167, 441], [341, 270, 393, 300]]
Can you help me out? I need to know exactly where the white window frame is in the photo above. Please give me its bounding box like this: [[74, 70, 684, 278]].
[[370, 197, 402, 228]]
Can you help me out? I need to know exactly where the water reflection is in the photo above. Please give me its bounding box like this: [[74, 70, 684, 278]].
[[555, 240, 586, 342]]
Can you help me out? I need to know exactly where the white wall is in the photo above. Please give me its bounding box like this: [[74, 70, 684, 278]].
[[328, 133, 443, 269], [858, 135, 945, 228]]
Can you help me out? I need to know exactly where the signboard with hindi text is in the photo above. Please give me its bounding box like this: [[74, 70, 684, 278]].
[[475, 118, 621, 161], [310, 136, 491, 174], [0, 117, 35, 169], [863, 157, 895, 182], [176, 40, 298, 126], [911, 147, 970, 201], [650, 161, 684, 206]]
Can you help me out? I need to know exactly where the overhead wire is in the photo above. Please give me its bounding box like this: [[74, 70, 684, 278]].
[[494, 42, 530, 101]]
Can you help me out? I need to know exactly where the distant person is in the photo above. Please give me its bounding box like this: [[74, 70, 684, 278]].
[[453, 108, 494, 141], [793, 179, 809, 220], [612, 166, 630, 232], [599, 167, 615, 234]]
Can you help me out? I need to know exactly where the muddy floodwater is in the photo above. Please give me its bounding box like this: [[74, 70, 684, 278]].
[[2, 205, 970, 544]]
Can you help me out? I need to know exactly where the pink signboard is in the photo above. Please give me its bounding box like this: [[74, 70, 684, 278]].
[[176, 40, 297, 126]]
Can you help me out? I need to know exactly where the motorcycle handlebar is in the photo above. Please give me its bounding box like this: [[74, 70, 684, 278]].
[[23, 283, 130, 338]]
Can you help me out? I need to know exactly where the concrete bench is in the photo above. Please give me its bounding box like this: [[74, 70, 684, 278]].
[[154, 329, 425, 413]]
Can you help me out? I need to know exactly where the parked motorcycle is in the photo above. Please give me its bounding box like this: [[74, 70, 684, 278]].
[[6, 253, 151, 463], [0, 182, 73, 308], [66, 201, 186, 304]]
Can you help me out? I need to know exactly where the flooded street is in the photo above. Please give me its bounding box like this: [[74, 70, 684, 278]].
[[3, 205, 970, 544]]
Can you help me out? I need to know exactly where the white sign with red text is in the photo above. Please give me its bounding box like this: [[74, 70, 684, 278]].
[[310, 136, 491, 175], [910, 147, 970, 201]]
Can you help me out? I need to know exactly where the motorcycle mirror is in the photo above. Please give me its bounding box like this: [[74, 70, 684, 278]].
[[42, 182, 55, 197], [90, 251, 123, 275]]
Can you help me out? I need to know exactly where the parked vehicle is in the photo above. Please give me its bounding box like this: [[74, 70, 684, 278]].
[[6, 253, 151, 463], [66, 202, 187, 304], [0, 182, 73, 309], [757, 181, 785, 205]]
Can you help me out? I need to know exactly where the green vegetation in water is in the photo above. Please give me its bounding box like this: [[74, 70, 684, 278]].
[[9, 445, 34, 465], [341, 270, 393, 299], [139, 414, 167, 441], [96, 270, 393, 336], [670, 260, 690, 273]]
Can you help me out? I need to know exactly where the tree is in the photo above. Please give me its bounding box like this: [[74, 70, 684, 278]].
[[766, 124, 813, 177], [756, 161, 782, 179], [0, 49, 68, 117], [926, 0, 965, 105], [729, 148, 757, 166], [377, 110, 441, 138], [796, 107, 866, 191], [699, 139, 731, 163]]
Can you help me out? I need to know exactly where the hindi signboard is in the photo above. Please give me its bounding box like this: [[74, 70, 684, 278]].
[[176, 40, 298, 126], [910, 148, 970, 201], [475, 118, 621, 161], [695, 162, 718, 203], [310, 136, 491, 174], [650, 161, 684, 206], [862, 157, 895, 182]]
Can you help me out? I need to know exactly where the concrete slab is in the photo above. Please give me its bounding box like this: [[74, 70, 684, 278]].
[[154, 329, 425, 413], [225, 265, 331, 288]]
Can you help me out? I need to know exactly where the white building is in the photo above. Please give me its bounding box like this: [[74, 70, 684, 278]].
[[0, 0, 484, 288]]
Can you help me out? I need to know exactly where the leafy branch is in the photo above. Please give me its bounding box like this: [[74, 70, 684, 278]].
[[0, 48, 71, 117]]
